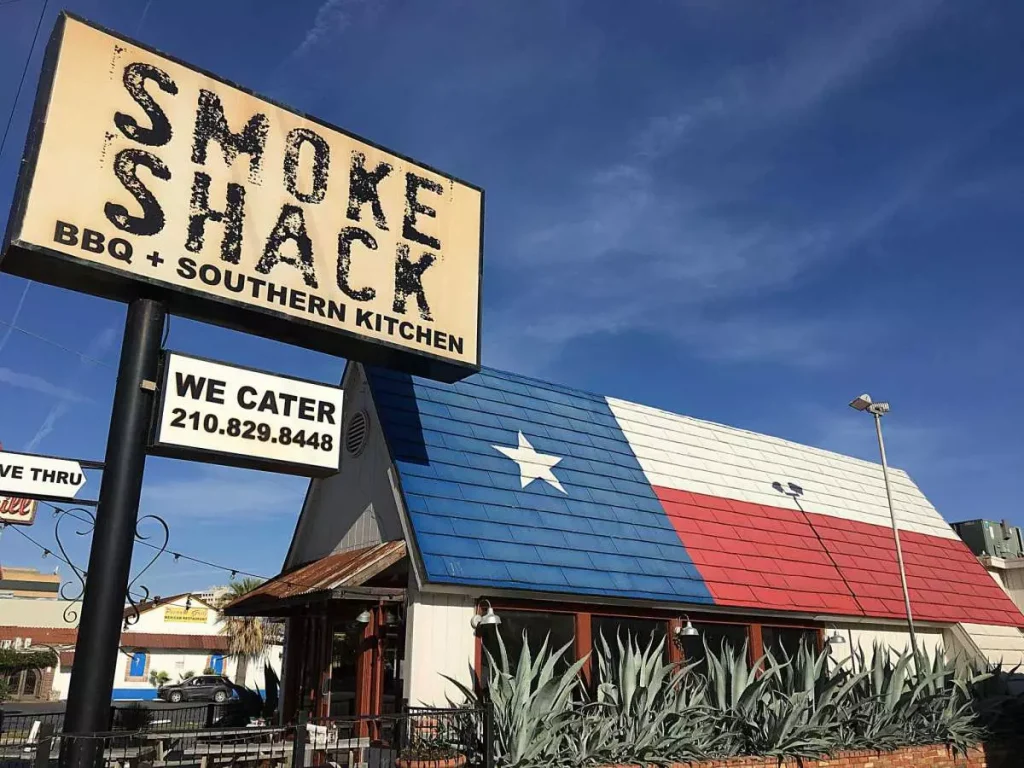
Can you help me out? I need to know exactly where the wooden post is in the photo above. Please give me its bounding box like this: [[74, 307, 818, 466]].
[[667, 619, 683, 666], [355, 608, 378, 738], [370, 605, 385, 720], [575, 612, 592, 687], [32, 723, 53, 768], [749, 624, 764, 669]]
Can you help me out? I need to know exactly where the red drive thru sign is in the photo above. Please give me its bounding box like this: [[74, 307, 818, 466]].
[[0, 443, 39, 526]]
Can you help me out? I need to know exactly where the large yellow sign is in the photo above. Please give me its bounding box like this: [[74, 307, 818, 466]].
[[2, 14, 483, 381], [164, 606, 209, 623]]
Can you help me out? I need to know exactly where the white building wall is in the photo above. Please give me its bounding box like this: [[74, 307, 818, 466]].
[[0, 598, 81, 627], [825, 622, 947, 666], [3, 594, 283, 700], [125, 596, 221, 635], [53, 667, 71, 701], [403, 583, 476, 707], [947, 623, 1024, 668], [110, 649, 225, 700]]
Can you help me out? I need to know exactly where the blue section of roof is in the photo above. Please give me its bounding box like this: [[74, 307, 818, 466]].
[[366, 366, 713, 604]]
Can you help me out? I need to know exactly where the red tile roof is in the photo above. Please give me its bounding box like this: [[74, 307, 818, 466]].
[[659, 489, 1023, 627], [0, 626, 230, 651]]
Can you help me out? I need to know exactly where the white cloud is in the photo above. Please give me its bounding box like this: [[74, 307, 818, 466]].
[[25, 327, 117, 451], [0, 282, 31, 356], [291, 0, 369, 59], [483, 2, 947, 376], [140, 465, 307, 524], [0, 367, 93, 402]]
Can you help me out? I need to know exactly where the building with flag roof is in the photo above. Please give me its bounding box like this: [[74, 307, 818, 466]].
[[226, 363, 1024, 722]]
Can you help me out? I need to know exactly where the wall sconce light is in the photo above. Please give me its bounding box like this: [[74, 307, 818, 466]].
[[470, 599, 501, 630], [674, 616, 699, 637], [825, 626, 846, 645]]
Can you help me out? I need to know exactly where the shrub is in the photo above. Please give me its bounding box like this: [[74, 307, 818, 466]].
[[449, 630, 1018, 768]]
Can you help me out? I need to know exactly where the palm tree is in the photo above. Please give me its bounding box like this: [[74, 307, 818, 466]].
[[218, 577, 267, 687]]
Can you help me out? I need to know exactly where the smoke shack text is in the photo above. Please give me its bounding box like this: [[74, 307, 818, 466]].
[[79, 58, 470, 356]]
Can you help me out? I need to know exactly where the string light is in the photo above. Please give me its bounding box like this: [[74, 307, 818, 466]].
[[29, 502, 312, 590]]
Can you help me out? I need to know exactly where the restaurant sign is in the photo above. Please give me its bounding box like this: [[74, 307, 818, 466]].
[[1, 14, 483, 381], [164, 606, 209, 623], [151, 352, 344, 476]]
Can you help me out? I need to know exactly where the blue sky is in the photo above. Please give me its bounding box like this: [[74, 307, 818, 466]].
[[1, 0, 1022, 596]]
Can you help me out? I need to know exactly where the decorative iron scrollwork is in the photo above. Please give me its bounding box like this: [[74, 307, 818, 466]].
[[52, 507, 170, 626], [54, 507, 94, 624], [124, 514, 169, 627]]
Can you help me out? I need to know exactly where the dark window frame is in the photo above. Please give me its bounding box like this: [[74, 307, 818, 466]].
[[474, 598, 824, 678]]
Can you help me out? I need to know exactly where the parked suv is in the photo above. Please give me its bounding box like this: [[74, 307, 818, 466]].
[[157, 675, 234, 703]]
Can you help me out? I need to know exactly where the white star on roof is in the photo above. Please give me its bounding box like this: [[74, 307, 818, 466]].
[[493, 431, 566, 494]]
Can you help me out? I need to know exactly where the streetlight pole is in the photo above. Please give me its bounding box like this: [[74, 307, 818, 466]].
[[850, 394, 919, 660]]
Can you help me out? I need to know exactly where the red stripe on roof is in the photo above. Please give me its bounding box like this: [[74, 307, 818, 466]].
[[656, 488, 1024, 627]]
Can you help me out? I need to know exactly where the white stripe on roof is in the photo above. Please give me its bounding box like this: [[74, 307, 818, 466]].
[[607, 397, 958, 540]]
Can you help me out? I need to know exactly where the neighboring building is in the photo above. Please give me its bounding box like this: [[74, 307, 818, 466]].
[[0, 593, 282, 701], [194, 585, 232, 607], [0, 565, 60, 599], [951, 518, 1024, 615], [981, 557, 1024, 613], [226, 364, 1024, 724]]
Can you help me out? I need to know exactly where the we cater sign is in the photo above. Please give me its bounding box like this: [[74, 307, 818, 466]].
[[3, 14, 482, 381]]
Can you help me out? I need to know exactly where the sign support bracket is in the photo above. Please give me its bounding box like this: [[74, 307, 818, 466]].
[[62, 297, 165, 759]]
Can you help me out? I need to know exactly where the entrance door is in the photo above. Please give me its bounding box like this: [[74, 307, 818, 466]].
[[4, 668, 43, 700], [327, 623, 361, 717]]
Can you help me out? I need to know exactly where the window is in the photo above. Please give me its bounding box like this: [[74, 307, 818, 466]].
[[591, 616, 668, 672], [677, 623, 748, 671], [127, 652, 147, 679], [481, 610, 575, 674], [762, 627, 818, 660]]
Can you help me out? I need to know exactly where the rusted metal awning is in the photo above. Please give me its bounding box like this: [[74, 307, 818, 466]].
[[223, 541, 407, 617]]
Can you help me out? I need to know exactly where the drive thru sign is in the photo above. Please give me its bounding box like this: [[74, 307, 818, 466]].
[[0, 449, 88, 501]]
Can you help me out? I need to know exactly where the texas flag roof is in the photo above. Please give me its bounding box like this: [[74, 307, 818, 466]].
[[366, 365, 1024, 628]]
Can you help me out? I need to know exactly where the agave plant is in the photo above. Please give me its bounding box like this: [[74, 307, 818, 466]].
[[591, 632, 722, 762], [445, 631, 586, 767], [439, 630, 1008, 768]]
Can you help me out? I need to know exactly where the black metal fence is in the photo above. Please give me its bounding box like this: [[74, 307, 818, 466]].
[[306, 707, 490, 768], [0, 702, 243, 745], [0, 706, 492, 768]]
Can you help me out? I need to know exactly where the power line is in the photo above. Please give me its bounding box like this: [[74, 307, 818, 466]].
[[0, 0, 50, 161], [39, 503, 306, 590], [0, 319, 115, 368]]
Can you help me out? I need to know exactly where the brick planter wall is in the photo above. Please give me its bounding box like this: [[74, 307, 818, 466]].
[[601, 743, 1019, 768]]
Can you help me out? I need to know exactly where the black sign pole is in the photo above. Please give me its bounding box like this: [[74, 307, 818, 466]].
[[62, 298, 165, 760]]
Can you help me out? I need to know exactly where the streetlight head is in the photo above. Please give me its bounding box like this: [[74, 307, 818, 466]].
[[867, 401, 890, 416], [849, 394, 873, 411]]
